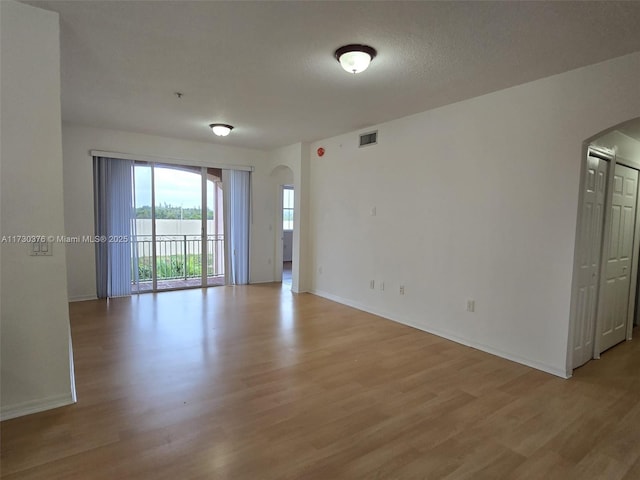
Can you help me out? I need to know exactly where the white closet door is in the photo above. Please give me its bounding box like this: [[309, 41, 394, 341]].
[[573, 156, 607, 368], [599, 163, 638, 353]]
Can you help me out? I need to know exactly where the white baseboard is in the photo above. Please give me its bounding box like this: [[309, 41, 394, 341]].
[[69, 294, 98, 302], [311, 289, 570, 379], [1, 393, 76, 421]]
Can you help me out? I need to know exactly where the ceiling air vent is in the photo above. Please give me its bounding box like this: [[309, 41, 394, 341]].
[[359, 130, 378, 147]]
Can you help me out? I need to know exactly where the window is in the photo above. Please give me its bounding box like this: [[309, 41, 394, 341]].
[[283, 186, 294, 231]]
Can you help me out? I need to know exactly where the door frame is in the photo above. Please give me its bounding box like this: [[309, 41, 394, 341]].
[[275, 184, 294, 284], [274, 185, 285, 282], [133, 162, 216, 293]]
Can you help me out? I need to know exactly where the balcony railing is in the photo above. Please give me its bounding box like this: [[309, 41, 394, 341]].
[[132, 234, 224, 282]]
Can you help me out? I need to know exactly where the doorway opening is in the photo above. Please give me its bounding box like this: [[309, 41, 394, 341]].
[[282, 185, 294, 286], [569, 118, 640, 372], [269, 164, 295, 289]]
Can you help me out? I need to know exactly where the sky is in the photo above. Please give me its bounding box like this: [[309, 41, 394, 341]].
[[134, 165, 212, 209]]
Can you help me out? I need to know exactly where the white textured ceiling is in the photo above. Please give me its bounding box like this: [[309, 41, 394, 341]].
[[25, 1, 640, 150]]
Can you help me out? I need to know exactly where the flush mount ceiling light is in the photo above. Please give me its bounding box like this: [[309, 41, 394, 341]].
[[209, 123, 234, 137], [334, 44, 377, 74]]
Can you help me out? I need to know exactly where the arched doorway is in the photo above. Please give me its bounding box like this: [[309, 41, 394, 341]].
[[270, 165, 295, 288], [569, 117, 640, 371]]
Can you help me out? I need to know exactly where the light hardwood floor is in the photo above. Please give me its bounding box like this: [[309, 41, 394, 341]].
[[1, 284, 639, 479]]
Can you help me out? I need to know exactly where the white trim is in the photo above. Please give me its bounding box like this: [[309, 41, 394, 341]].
[[151, 165, 158, 291], [274, 186, 284, 282], [588, 145, 615, 160], [68, 294, 98, 302], [90, 150, 254, 172], [69, 330, 77, 404], [0, 393, 75, 421], [310, 289, 571, 379], [201, 167, 208, 288]]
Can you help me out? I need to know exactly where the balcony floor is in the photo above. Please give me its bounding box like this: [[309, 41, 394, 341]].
[[134, 276, 225, 293]]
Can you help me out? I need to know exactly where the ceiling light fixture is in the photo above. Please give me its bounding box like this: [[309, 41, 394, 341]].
[[335, 44, 377, 74], [209, 123, 234, 137]]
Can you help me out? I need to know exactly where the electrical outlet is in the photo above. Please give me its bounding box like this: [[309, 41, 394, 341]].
[[380, 281, 385, 291], [466, 300, 475, 312], [399, 285, 405, 295], [318, 266, 323, 274], [370, 280, 375, 289]]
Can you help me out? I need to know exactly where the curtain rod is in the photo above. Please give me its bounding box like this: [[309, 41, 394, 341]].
[[90, 150, 255, 172]]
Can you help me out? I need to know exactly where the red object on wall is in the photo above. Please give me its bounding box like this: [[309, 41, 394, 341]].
[[317, 147, 325, 157]]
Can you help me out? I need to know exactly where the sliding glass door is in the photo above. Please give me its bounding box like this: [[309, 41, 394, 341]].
[[131, 163, 225, 293], [132, 163, 153, 293], [153, 165, 202, 291]]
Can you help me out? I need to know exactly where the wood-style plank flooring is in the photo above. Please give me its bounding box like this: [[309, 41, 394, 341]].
[[1, 284, 639, 479]]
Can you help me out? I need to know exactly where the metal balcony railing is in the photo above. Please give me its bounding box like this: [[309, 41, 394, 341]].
[[132, 234, 224, 282]]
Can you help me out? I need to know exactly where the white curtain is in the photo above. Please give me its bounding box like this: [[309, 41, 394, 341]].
[[223, 169, 250, 285], [94, 157, 134, 298]]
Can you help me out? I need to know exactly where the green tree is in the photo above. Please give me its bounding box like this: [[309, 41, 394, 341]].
[[135, 204, 214, 220]]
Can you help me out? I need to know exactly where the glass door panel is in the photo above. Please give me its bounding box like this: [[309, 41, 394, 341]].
[[132, 163, 153, 293], [154, 164, 203, 291], [207, 170, 225, 286]]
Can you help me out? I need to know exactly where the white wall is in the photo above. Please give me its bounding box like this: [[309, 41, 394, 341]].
[[0, 1, 75, 419], [308, 52, 640, 378], [62, 125, 271, 300]]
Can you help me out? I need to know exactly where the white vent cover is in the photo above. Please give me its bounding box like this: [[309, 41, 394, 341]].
[[359, 130, 378, 147]]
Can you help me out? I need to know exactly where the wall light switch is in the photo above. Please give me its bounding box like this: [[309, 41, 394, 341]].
[[466, 300, 475, 312], [30, 241, 52, 256]]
